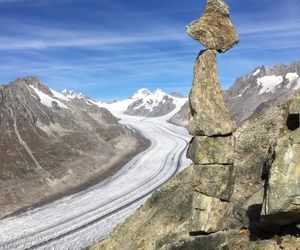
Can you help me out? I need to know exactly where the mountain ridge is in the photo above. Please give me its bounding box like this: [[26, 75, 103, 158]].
[[0, 76, 148, 219]]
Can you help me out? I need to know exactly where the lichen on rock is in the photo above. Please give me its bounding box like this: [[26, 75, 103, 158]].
[[187, 136, 234, 165], [186, 0, 239, 52], [188, 49, 235, 136]]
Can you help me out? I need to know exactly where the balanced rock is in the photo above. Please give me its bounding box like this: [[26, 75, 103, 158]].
[[187, 136, 234, 165], [261, 135, 300, 226], [186, 0, 239, 52], [189, 192, 233, 233], [192, 164, 235, 201], [188, 49, 236, 136]]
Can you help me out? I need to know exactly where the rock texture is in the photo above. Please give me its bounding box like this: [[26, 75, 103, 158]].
[[192, 164, 234, 201], [187, 136, 234, 165], [186, 0, 239, 52], [186, 0, 237, 237], [0, 76, 146, 219], [188, 50, 235, 136], [189, 192, 233, 234], [261, 94, 300, 226]]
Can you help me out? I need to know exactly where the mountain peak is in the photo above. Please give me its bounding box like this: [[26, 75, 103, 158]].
[[62, 89, 86, 100], [11, 76, 53, 96], [131, 88, 152, 99]]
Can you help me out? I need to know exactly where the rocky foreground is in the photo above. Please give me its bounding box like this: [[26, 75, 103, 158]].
[[91, 0, 299, 249], [0, 76, 147, 219]]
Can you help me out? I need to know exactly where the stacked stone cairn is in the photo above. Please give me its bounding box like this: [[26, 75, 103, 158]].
[[186, 0, 239, 234]]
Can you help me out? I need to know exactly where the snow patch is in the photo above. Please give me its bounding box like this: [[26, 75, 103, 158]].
[[30, 86, 69, 109], [51, 89, 70, 101], [294, 78, 300, 90], [257, 75, 283, 94], [62, 89, 85, 100], [286, 72, 299, 83], [252, 69, 261, 76]]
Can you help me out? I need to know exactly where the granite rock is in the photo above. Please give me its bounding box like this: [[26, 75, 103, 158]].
[[186, 0, 239, 52], [188, 49, 235, 136]]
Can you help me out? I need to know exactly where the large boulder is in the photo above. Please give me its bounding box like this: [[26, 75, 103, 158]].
[[187, 136, 234, 165], [188, 49, 235, 136], [186, 0, 239, 52], [261, 134, 300, 226]]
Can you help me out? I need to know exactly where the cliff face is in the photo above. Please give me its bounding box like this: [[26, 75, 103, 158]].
[[0, 76, 145, 219]]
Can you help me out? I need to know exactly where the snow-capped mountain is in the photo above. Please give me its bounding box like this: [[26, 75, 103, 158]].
[[224, 61, 300, 123], [0, 76, 142, 219], [100, 88, 187, 117], [170, 61, 300, 126]]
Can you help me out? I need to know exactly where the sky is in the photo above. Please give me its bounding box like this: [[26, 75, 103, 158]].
[[0, 0, 300, 101]]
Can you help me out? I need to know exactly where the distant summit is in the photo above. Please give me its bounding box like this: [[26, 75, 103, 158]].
[[99, 88, 187, 117]]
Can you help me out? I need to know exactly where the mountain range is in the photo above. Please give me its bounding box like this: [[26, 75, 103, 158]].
[[99, 88, 187, 117], [0, 76, 148, 219]]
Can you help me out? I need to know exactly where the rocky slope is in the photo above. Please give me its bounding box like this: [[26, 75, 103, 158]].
[[91, 92, 300, 250], [0, 76, 147, 219], [168, 99, 190, 127], [169, 61, 300, 126], [100, 88, 187, 117]]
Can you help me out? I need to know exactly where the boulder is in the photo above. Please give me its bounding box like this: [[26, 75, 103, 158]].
[[187, 136, 234, 165], [261, 135, 300, 226], [189, 192, 233, 233], [192, 164, 235, 201], [188, 49, 235, 136], [186, 0, 239, 52]]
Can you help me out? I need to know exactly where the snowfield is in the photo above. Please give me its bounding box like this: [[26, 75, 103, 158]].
[[0, 103, 191, 250]]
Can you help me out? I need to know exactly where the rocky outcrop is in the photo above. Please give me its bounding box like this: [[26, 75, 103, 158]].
[[168, 101, 190, 127], [186, 0, 239, 52], [0, 76, 146, 219], [261, 93, 300, 226], [91, 103, 297, 250]]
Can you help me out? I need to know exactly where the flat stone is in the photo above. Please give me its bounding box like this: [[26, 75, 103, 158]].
[[186, 0, 239, 52], [191, 164, 235, 201], [188, 49, 236, 136], [189, 192, 233, 233], [261, 135, 300, 226], [187, 136, 234, 165]]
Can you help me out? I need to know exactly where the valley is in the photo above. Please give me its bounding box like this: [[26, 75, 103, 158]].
[[0, 109, 191, 250]]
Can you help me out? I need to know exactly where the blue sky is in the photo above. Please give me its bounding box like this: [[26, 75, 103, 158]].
[[0, 0, 300, 101]]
